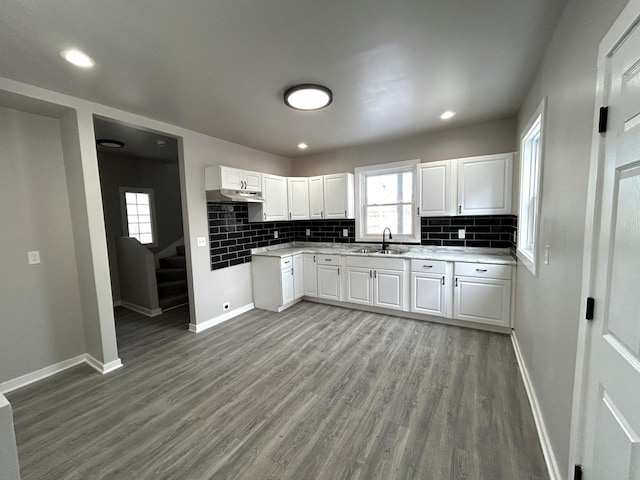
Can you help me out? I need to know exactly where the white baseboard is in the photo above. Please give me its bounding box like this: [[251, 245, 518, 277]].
[[113, 300, 122, 307], [511, 332, 561, 480], [120, 301, 162, 317], [189, 303, 254, 333], [0, 354, 124, 394]]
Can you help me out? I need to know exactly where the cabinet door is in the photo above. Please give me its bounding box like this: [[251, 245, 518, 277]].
[[317, 265, 341, 301], [219, 166, 244, 190], [287, 178, 310, 220], [453, 276, 511, 327], [411, 272, 446, 317], [243, 170, 262, 192], [262, 174, 288, 221], [324, 174, 351, 219], [373, 269, 404, 310], [293, 254, 304, 299], [309, 176, 325, 219], [457, 153, 513, 215], [345, 267, 373, 305], [303, 254, 317, 297], [417, 160, 455, 217], [281, 267, 295, 305]]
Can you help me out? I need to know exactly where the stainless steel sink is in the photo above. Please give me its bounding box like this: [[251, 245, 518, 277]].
[[375, 249, 402, 255], [352, 248, 374, 254]]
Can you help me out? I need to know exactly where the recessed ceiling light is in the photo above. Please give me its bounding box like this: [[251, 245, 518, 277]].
[[284, 84, 332, 111], [298, 143, 308, 150], [61, 49, 95, 68], [156, 140, 167, 147], [440, 110, 456, 120], [96, 139, 124, 148]]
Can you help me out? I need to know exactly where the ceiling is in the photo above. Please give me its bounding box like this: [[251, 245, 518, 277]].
[[0, 0, 567, 158]]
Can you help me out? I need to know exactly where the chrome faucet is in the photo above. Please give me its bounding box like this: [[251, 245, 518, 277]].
[[382, 227, 393, 251]]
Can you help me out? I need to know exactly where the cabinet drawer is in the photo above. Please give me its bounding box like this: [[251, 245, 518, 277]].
[[317, 254, 341, 265], [454, 262, 511, 280], [280, 255, 294, 269], [410, 259, 447, 274]]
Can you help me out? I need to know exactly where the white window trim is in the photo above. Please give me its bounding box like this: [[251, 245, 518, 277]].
[[517, 98, 546, 276], [354, 159, 420, 243], [119, 187, 159, 247]]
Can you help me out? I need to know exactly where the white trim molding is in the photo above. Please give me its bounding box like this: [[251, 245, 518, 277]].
[[511, 332, 561, 480], [0, 354, 123, 394], [189, 303, 254, 333], [120, 301, 162, 317]]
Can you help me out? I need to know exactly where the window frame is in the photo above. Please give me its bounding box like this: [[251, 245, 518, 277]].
[[354, 159, 420, 243], [517, 98, 546, 276], [119, 187, 159, 247]]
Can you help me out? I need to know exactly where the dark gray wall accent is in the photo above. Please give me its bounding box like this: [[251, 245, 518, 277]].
[[421, 215, 516, 249]]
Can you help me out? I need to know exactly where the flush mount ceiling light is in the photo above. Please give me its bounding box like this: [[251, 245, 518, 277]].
[[61, 49, 95, 68], [96, 139, 125, 148], [284, 84, 332, 111], [156, 139, 167, 147], [440, 110, 456, 120], [298, 143, 308, 150]]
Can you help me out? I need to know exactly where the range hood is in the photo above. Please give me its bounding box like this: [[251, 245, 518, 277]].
[[206, 189, 264, 203]]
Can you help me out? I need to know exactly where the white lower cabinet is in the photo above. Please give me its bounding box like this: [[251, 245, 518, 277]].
[[281, 266, 295, 305], [293, 254, 304, 299], [373, 269, 404, 310], [345, 267, 373, 305], [453, 262, 512, 327], [317, 255, 342, 301], [303, 254, 317, 297], [344, 256, 407, 311], [410, 260, 451, 317], [252, 254, 303, 312]]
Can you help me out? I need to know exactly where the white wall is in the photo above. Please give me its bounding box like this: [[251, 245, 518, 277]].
[[0, 106, 86, 383], [514, 0, 628, 477], [291, 117, 517, 176]]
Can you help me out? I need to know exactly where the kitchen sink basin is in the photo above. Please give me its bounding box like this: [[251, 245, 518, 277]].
[[351, 248, 375, 254], [376, 249, 403, 255]]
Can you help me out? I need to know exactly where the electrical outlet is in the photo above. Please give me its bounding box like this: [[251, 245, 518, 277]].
[[274, 231, 278, 239], [223, 302, 230, 311], [197, 236, 207, 247], [513, 231, 517, 243], [544, 245, 550, 265], [458, 229, 466, 239], [27, 251, 41, 265], [306, 228, 311, 236], [343, 229, 349, 237]]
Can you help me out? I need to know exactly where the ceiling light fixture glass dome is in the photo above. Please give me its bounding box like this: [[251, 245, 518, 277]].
[[284, 84, 332, 111]]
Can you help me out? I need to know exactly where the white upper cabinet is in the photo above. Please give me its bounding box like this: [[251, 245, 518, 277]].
[[417, 160, 457, 217], [261, 174, 288, 221], [323, 173, 355, 219], [457, 153, 513, 215], [309, 176, 325, 219], [287, 177, 310, 220], [211, 165, 262, 192]]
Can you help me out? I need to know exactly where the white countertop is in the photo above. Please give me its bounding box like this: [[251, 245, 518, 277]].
[[252, 242, 517, 265]]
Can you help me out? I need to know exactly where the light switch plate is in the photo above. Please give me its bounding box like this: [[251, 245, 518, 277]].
[[544, 245, 550, 265], [458, 229, 466, 239], [274, 231, 278, 239], [306, 228, 311, 236], [28, 251, 41, 264], [197, 237, 207, 247], [343, 229, 349, 237]]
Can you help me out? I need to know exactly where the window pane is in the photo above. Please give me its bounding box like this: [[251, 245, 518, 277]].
[[138, 215, 151, 224], [126, 204, 138, 215], [125, 192, 137, 204], [137, 193, 150, 204], [128, 215, 138, 225], [137, 204, 150, 215], [139, 233, 153, 244], [139, 223, 151, 234], [365, 204, 412, 235], [128, 223, 140, 234], [366, 171, 412, 204]]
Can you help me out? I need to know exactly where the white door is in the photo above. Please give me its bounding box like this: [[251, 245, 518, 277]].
[[262, 174, 288, 221], [324, 174, 348, 219], [309, 176, 324, 219], [303, 254, 317, 297], [417, 160, 455, 217], [281, 267, 294, 305], [373, 269, 403, 311], [411, 272, 446, 317], [345, 267, 373, 305], [219, 166, 243, 190], [457, 153, 513, 215], [577, 13, 640, 478], [287, 177, 310, 220], [317, 265, 341, 301], [293, 254, 304, 299], [243, 170, 262, 192], [453, 276, 510, 327]]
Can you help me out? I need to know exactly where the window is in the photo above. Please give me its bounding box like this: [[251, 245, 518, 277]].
[[517, 99, 545, 275], [120, 188, 157, 246], [355, 160, 420, 243]]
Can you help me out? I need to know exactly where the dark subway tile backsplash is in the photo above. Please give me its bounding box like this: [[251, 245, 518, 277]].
[[208, 202, 517, 271]]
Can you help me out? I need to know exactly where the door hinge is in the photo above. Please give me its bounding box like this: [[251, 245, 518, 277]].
[[586, 297, 595, 320], [574, 464, 583, 480], [598, 106, 608, 133]]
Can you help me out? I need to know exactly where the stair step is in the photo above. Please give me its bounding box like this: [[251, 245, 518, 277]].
[[159, 292, 189, 310], [159, 255, 186, 269], [176, 245, 185, 256], [156, 268, 187, 282], [157, 279, 188, 297]]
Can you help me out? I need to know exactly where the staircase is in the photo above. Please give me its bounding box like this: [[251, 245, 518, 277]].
[[156, 245, 189, 310]]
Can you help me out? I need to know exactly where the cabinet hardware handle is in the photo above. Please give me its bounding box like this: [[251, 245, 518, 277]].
[[284, 260, 290, 264], [369, 270, 372, 278], [313, 255, 316, 263], [344, 210, 347, 217], [417, 207, 420, 215], [325, 258, 332, 262], [291, 268, 294, 275], [338, 267, 340, 275], [321, 210, 324, 218], [423, 265, 433, 268], [458, 205, 462, 214], [374, 270, 377, 279], [244, 181, 247, 189], [455, 278, 458, 287], [289, 212, 292, 219], [476, 269, 488, 272], [264, 213, 266, 220], [442, 276, 445, 285]]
